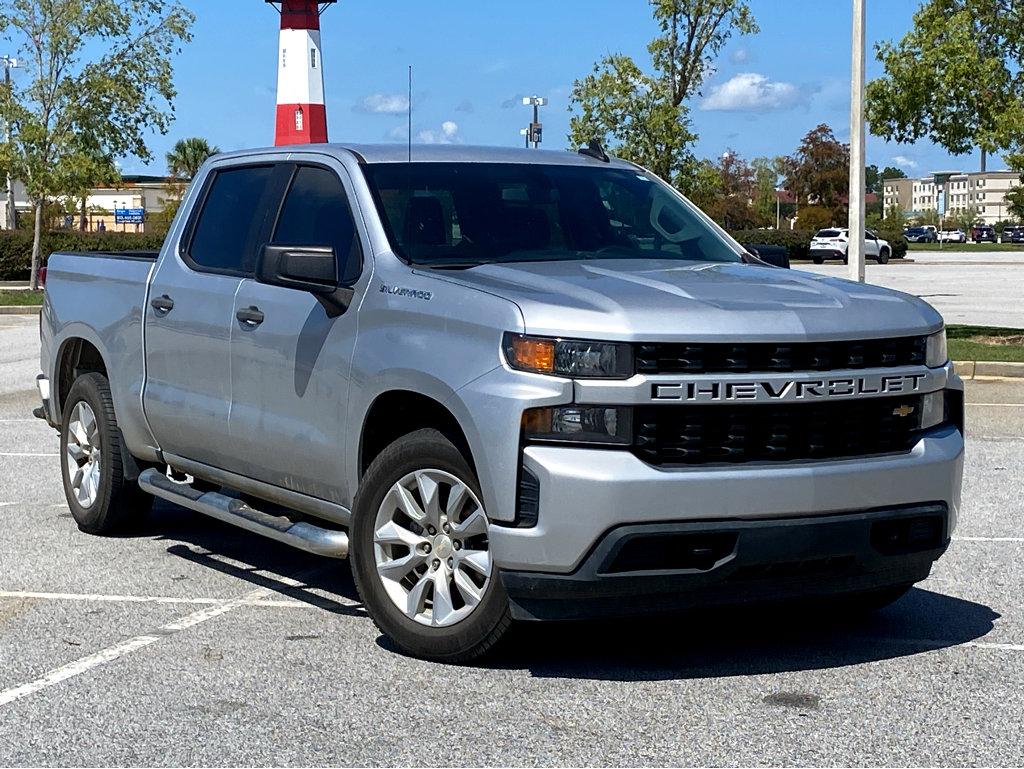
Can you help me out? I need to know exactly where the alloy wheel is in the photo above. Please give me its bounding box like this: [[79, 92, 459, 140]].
[[373, 469, 492, 627], [65, 401, 101, 508]]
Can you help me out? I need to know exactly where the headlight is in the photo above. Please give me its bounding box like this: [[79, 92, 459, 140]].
[[925, 329, 947, 367], [503, 333, 632, 378], [523, 406, 633, 445]]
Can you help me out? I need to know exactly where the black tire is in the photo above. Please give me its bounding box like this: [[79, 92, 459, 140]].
[[842, 253, 849, 265], [876, 248, 890, 264], [350, 428, 512, 663], [812, 254, 824, 265], [60, 372, 151, 534]]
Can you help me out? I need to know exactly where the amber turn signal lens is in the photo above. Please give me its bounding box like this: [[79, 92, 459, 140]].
[[508, 336, 555, 374]]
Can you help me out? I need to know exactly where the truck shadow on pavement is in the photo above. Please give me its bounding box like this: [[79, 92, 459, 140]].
[[144, 504, 998, 681], [483, 589, 999, 681]]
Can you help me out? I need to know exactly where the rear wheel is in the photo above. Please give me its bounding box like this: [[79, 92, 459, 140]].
[[812, 254, 824, 265], [60, 372, 151, 534], [350, 428, 512, 662]]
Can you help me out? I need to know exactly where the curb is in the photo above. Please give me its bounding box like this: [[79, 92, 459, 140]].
[[954, 360, 1024, 379], [0, 305, 41, 315]]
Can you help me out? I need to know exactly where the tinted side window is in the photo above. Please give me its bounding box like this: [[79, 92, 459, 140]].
[[273, 166, 361, 284], [189, 165, 274, 274]]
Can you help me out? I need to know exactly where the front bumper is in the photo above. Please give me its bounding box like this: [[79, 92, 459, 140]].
[[501, 503, 950, 620], [490, 424, 963, 575]]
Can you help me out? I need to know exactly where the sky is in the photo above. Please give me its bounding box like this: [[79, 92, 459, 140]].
[[116, 0, 994, 178]]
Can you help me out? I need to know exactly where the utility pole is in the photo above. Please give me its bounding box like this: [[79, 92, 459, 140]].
[[847, 0, 866, 282], [2, 55, 19, 231], [521, 96, 546, 148]]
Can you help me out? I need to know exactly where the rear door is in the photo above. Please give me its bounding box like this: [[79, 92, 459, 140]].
[[226, 160, 367, 504], [144, 162, 286, 468]]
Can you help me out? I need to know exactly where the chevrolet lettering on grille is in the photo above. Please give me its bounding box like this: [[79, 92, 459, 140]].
[[651, 373, 928, 403]]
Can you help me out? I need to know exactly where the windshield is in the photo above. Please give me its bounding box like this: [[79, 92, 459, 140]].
[[362, 162, 744, 267]]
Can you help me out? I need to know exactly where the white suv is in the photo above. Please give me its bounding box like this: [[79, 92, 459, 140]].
[[810, 229, 892, 264], [937, 229, 967, 243]]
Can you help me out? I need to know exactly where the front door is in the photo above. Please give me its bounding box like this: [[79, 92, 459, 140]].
[[226, 161, 367, 505], [144, 162, 282, 469]]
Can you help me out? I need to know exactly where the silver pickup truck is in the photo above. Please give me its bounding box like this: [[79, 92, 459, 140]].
[[37, 144, 964, 662]]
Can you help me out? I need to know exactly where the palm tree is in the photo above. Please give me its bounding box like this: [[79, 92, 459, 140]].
[[165, 137, 221, 180]]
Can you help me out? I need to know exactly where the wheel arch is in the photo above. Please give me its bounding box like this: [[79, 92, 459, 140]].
[[358, 390, 476, 480], [54, 336, 109, 423]]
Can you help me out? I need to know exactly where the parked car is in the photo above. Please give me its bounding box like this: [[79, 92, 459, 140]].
[[809, 228, 892, 264], [937, 229, 967, 243], [36, 144, 963, 662], [1003, 225, 1024, 244], [904, 226, 936, 243], [970, 225, 996, 243]]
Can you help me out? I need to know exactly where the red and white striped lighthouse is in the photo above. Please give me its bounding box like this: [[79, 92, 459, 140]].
[[267, 0, 334, 145]]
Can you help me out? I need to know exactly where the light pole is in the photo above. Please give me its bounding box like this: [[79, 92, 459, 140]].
[[522, 96, 546, 148], [519, 127, 530, 148], [2, 55, 19, 231], [847, 0, 866, 282], [775, 186, 782, 230]]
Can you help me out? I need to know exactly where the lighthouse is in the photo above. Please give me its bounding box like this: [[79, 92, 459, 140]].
[[267, 0, 335, 145]]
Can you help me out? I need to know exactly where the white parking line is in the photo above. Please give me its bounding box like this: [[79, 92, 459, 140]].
[[0, 587, 269, 708], [0, 589, 319, 609], [0, 564, 330, 709], [967, 403, 1024, 407], [0, 452, 58, 457], [954, 536, 1024, 542]]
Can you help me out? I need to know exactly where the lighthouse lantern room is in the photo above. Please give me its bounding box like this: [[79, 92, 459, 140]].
[[266, 0, 335, 145]]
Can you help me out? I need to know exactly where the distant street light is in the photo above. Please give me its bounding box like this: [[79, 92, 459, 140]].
[[522, 96, 547, 148], [2, 55, 20, 231], [848, 0, 866, 282], [775, 186, 782, 230]]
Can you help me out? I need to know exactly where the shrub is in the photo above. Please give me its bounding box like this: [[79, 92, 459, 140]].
[[730, 229, 814, 261], [731, 228, 908, 262], [0, 231, 166, 280]]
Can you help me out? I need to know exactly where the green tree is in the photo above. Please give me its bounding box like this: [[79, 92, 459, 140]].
[[0, 0, 194, 289], [783, 124, 850, 214], [751, 156, 783, 227], [569, 0, 757, 194], [879, 165, 908, 182], [865, 164, 880, 194], [866, 0, 1024, 161], [1006, 183, 1024, 222], [949, 205, 981, 232], [883, 204, 908, 230], [166, 136, 220, 181], [161, 136, 220, 231]]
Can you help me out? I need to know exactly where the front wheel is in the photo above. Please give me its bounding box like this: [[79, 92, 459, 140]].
[[350, 428, 512, 662], [876, 248, 890, 264], [60, 372, 151, 534]]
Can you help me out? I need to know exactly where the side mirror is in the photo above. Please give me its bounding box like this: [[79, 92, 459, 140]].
[[742, 243, 790, 269], [256, 244, 354, 317]]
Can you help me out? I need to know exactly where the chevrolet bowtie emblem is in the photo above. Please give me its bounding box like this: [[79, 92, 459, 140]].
[[892, 405, 916, 418]]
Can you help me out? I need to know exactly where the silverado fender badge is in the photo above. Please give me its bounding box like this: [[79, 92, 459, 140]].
[[379, 283, 433, 301]]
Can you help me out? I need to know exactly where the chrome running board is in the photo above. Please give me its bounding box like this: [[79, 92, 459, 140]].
[[138, 468, 349, 559]]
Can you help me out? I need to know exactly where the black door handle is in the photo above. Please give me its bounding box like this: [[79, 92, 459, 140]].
[[150, 295, 174, 314], [236, 306, 264, 327]]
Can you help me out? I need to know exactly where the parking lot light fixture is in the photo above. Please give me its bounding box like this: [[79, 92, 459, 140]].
[[522, 96, 547, 148]]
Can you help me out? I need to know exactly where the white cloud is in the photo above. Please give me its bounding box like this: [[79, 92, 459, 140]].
[[354, 93, 410, 115], [701, 72, 807, 112], [892, 155, 919, 169], [419, 120, 461, 144], [730, 48, 751, 64]]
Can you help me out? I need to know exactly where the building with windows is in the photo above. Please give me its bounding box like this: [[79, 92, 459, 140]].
[[0, 175, 171, 233], [882, 170, 1020, 224]]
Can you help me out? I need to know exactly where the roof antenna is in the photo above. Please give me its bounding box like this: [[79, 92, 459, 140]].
[[407, 65, 412, 162], [579, 138, 610, 163]]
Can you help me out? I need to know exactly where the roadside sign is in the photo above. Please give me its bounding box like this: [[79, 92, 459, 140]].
[[114, 208, 145, 224]]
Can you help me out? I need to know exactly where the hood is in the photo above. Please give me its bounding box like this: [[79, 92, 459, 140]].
[[421, 259, 943, 342]]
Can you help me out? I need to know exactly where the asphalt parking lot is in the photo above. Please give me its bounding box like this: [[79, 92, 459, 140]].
[[2, 311, 1024, 766], [802, 250, 1024, 328]]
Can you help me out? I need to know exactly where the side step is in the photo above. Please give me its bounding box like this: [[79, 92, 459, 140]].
[[138, 468, 349, 559]]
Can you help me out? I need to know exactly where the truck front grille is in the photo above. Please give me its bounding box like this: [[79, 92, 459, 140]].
[[635, 336, 927, 375], [635, 395, 925, 465]]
